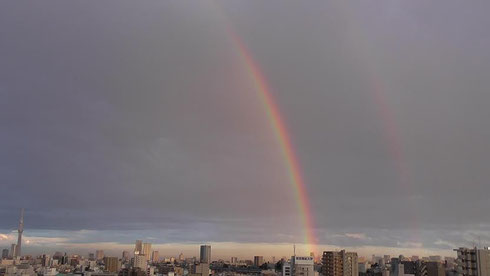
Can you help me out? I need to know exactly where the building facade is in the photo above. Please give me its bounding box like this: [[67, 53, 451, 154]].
[[200, 245, 211, 264], [292, 256, 314, 276], [455, 247, 490, 276], [322, 250, 358, 276], [254, 256, 264, 267]]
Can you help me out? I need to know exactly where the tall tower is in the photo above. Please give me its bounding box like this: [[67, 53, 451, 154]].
[[15, 208, 24, 258], [200, 245, 211, 264]]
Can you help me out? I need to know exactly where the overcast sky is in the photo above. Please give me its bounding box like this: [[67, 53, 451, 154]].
[[1, 0, 490, 258]]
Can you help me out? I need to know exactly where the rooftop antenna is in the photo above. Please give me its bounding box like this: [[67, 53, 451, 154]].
[[293, 244, 296, 257]]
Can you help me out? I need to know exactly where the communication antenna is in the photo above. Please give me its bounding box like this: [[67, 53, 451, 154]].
[[293, 244, 296, 257]]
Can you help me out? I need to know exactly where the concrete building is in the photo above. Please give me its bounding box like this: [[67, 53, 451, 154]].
[[142, 243, 152, 257], [426, 261, 445, 276], [122, 251, 130, 262], [104, 256, 121, 272], [254, 256, 264, 267], [2, 249, 8, 259], [10, 244, 16, 258], [322, 250, 358, 276], [200, 245, 211, 264], [134, 240, 143, 255], [191, 262, 210, 276], [96, 250, 105, 261], [291, 256, 314, 276], [455, 247, 490, 276], [151, 251, 159, 263], [230, 257, 238, 265], [134, 254, 147, 270], [282, 262, 292, 276]]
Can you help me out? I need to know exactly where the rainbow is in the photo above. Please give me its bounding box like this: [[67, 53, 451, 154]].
[[229, 32, 317, 255]]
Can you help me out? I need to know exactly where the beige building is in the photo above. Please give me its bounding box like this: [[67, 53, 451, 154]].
[[455, 247, 490, 276], [104, 256, 120, 272], [190, 262, 209, 276], [96, 250, 105, 261], [134, 254, 148, 270], [134, 240, 143, 255], [151, 251, 159, 263], [142, 243, 152, 257], [254, 256, 265, 267], [322, 250, 358, 276]]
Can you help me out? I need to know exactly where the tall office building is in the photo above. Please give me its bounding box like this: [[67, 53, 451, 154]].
[[96, 250, 105, 261], [322, 250, 358, 276], [122, 251, 130, 262], [254, 256, 265, 267], [2, 249, 8, 259], [15, 209, 24, 258], [151, 251, 159, 263], [10, 244, 16, 258], [291, 256, 314, 276], [200, 245, 211, 264], [134, 240, 143, 255], [455, 247, 490, 276], [104, 256, 120, 272], [142, 243, 152, 257], [179, 253, 185, 261]]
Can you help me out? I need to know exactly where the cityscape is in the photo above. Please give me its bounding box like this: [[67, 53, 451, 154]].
[[2, 1, 490, 276], [1, 210, 488, 276]]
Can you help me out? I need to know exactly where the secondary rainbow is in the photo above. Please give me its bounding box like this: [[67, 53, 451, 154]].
[[229, 32, 317, 254]]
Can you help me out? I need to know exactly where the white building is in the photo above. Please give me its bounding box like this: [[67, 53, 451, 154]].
[[291, 256, 314, 276], [282, 262, 291, 276]]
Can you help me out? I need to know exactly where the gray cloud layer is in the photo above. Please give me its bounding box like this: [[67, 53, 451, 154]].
[[2, 1, 490, 252]]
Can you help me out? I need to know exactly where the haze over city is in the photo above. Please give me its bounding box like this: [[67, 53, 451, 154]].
[[2, 0, 490, 264]]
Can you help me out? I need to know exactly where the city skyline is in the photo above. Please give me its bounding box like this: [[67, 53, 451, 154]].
[[2, 0, 490, 259]]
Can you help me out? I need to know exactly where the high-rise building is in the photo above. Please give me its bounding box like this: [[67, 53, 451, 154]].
[[322, 250, 358, 276], [151, 251, 159, 263], [15, 209, 24, 258], [42, 254, 51, 266], [254, 256, 264, 267], [104, 256, 120, 272], [122, 251, 130, 262], [96, 250, 105, 261], [134, 240, 143, 255], [10, 244, 16, 258], [291, 256, 314, 276], [230, 257, 238, 265], [200, 245, 211, 264], [179, 253, 184, 261], [134, 254, 147, 270], [142, 243, 151, 257], [342, 251, 358, 276], [2, 249, 8, 259], [455, 247, 490, 276]]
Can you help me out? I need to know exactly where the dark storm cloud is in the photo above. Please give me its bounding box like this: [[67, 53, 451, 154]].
[[2, 0, 490, 251]]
